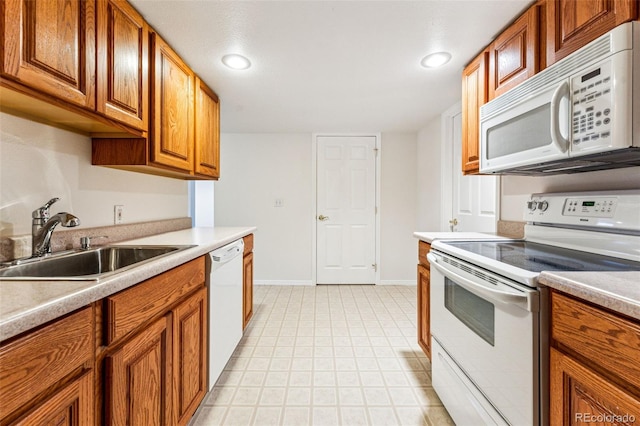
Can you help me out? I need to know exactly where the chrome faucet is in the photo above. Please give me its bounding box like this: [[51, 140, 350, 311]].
[[32, 198, 80, 257]]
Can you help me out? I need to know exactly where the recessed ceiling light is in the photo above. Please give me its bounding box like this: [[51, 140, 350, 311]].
[[421, 52, 452, 68], [221, 54, 251, 70]]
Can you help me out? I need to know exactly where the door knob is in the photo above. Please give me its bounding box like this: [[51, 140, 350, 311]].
[[449, 218, 458, 226], [318, 215, 329, 221]]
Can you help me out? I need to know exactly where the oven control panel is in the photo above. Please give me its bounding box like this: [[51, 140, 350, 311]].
[[562, 197, 617, 217], [524, 190, 640, 231]]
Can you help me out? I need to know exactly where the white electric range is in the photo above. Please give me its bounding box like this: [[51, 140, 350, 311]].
[[427, 190, 640, 426]]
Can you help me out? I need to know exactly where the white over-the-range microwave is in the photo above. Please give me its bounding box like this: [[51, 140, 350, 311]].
[[480, 21, 640, 175]]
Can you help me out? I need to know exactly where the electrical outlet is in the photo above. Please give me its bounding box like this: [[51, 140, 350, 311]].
[[274, 198, 284, 207], [114, 205, 124, 224]]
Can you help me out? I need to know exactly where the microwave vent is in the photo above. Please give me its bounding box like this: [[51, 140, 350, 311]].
[[481, 33, 614, 119]]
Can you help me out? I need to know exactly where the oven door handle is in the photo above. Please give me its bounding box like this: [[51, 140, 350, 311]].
[[428, 253, 535, 311]]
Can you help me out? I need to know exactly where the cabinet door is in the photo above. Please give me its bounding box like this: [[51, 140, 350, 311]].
[[13, 371, 93, 426], [489, 4, 541, 99], [546, 0, 638, 65], [243, 252, 254, 330], [194, 77, 220, 179], [417, 264, 430, 359], [172, 288, 208, 426], [150, 32, 194, 173], [96, 0, 148, 130], [550, 348, 640, 425], [1, 0, 96, 108], [461, 50, 488, 175], [106, 316, 171, 426]]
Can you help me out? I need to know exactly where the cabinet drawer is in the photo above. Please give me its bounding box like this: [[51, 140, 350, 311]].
[[418, 241, 431, 268], [243, 234, 254, 255], [551, 291, 640, 387], [0, 306, 93, 419], [106, 257, 205, 344]]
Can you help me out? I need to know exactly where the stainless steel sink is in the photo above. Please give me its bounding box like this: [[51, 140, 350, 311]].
[[0, 245, 195, 280]]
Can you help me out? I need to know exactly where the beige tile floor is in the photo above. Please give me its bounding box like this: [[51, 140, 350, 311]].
[[190, 285, 454, 426]]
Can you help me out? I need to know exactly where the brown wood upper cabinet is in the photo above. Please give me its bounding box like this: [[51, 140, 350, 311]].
[[546, 0, 638, 66], [461, 50, 488, 175], [96, 0, 149, 131], [195, 77, 221, 179], [489, 3, 543, 100], [92, 31, 222, 180], [150, 31, 195, 173], [1, 0, 96, 109]]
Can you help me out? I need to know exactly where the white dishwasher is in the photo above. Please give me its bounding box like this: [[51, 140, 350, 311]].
[[208, 239, 244, 390]]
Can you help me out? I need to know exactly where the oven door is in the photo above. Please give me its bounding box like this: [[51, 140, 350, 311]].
[[428, 251, 540, 426]]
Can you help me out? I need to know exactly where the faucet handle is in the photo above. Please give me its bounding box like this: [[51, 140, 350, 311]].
[[80, 235, 108, 250], [32, 197, 60, 220]]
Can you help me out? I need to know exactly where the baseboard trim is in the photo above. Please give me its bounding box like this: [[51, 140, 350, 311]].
[[254, 280, 314, 286], [379, 280, 416, 286]]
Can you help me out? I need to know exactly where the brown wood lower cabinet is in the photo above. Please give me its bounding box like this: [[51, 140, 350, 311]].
[[417, 241, 431, 359], [102, 256, 207, 425], [550, 291, 640, 425], [0, 257, 209, 425], [13, 370, 94, 426], [0, 307, 94, 424], [106, 316, 171, 425], [550, 348, 640, 425], [243, 234, 254, 330], [172, 288, 208, 426]]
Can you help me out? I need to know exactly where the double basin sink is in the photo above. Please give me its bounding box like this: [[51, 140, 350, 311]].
[[0, 245, 194, 280]]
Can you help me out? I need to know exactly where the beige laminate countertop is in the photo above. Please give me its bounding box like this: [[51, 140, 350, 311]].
[[539, 271, 640, 321], [413, 231, 507, 243], [0, 226, 256, 342]]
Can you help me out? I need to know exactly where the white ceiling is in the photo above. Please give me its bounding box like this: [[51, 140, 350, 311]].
[[130, 0, 531, 133]]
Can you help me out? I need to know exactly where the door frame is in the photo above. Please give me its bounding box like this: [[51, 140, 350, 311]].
[[311, 133, 381, 285], [439, 102, 501, 231]]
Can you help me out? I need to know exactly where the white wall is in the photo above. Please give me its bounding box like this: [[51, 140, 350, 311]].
[[380, 133, 418, 284], [501, 167, 640, 220], [416, 116, 442, 231], [0, 113, 189, 237], [214, 133, 313, 284], [214, 132, 419, 284]]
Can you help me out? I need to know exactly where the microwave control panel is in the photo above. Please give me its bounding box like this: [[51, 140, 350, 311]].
[[571, 60, 612, 147]]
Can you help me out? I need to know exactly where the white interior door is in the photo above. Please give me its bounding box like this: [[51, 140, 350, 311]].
[[448, 110, 498, 232], [316, 136, 376, 284]]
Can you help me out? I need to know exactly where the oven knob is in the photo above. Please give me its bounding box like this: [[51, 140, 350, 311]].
[[537, 201, 549, 212], [527, 201, 537, 211]]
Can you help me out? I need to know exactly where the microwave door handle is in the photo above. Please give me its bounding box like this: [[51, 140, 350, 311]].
[[550, 81, 570, 153], [428, 253, 534, 311]]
